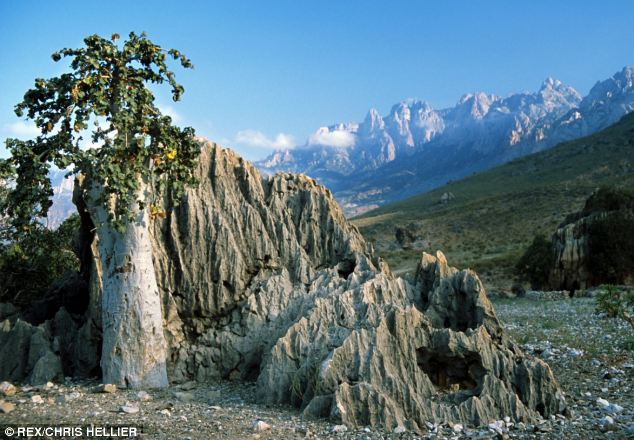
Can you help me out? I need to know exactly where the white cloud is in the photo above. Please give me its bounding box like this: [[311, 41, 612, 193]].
[[158, 105, 182, 124], [235, 130, 295, 149], [3, 121, 40, 138], [308, 127, 356, 148]]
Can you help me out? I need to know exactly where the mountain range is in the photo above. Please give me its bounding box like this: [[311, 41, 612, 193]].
[[257, 66, 634, 215]]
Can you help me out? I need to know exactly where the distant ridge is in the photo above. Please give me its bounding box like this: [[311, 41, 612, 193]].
[[352, 111, 634, 288], [258, 67, 634, 216]]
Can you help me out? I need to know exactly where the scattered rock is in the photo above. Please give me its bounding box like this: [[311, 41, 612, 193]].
[[173, 391, 194, 402], [393, 425, 407, 434], [0, 381, 16, 396], [0, 400, 15, 413], [252, 420, 271, 432], [94, 383, 117, 393], [599, 415, 614, 425], [55, 392, 81, 403], [120, 404, 139, 414], [31, 395, 44, 404], [332, 425, 348, 433], [136, 391, 151, 401], [453, 423, 464, 433]]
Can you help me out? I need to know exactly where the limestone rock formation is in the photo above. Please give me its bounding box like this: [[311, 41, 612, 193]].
[[550, 188, 634, 291], [257, 251, 565, 430], [1, 139, 566, 431], [0, 307, 99, 384], [550, 215, 593, 292]]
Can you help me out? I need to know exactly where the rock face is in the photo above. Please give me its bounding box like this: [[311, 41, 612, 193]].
[[2, 139, 566, 430], [258, 251, 565, 430], [550, 188, 634, 291], [550, 216, 593, 292]]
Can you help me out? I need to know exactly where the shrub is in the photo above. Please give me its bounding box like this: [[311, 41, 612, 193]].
[[0, 214, 80, 308], [582, 186, 634, 215], [587, 211, 634, 284], [515, 234, 554, 289], [596, 285, 634, 330]]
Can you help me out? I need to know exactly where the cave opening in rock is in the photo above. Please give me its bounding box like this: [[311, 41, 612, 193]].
[[337, 259, 356, 279], [417, 348, 487, 402]]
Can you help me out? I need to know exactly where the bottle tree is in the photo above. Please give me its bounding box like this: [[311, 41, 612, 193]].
[[0, 32, 200, 388]]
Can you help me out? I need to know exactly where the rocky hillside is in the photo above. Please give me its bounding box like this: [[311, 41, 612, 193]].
[[258, 67, 634, 215], [354, 111, 634, 290], [0, 140, 567, 431]]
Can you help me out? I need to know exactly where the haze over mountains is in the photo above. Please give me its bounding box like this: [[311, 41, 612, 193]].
[[257, 66, 634, 215]]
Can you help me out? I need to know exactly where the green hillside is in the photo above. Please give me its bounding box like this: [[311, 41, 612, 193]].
[[352, 112, 634, 290]]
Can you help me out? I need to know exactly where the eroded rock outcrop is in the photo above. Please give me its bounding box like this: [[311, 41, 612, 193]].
[[257, 251, 565, 430], [0, 307, 99, 384], [1, 139, 566, 431], [550, 187, 634, 291]]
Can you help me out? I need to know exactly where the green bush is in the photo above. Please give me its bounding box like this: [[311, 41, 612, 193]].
[[583, 186, 634, 215], [596, 285, 634, 330], [515, 234, 554, 289], [0, 214, 80, 308], [587, 211, 634, 284]]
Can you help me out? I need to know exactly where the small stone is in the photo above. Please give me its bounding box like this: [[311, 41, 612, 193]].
[[43, 382, 55, 390], [120, 405, 139, 414], [159, 408, 171, 416], [94, 383, 117, 393], [180, 381, 197, 391], [568, 348, 583, 357], [31, 395, 44, 404], [0, 381, 16, 396], [503, 416, 511, 424], [600, 416, 614, 425], [0, 401, 16, 413], [453, 424, 463, 433], [253, 420, 271, 432], [332, 424, 347, 433], [394, 425, 406, 434], [209, 405, 222, 411], [173, 391, 194, 402], [488, 420, 505, 432], [596, 397, 609, 407], [601, 388, 608, 393], [606, 403, 624, 414], [56, 392, 81, 403], [136, 391, 151, 401]]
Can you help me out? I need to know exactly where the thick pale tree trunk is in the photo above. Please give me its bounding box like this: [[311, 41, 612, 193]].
[[85, 176, 168, 388]]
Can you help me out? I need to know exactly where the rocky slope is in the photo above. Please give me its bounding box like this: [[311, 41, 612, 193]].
[[1, 140, 566, 431], [258, 67, 634, 215]]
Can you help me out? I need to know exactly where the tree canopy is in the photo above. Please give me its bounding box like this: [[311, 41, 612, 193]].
[[0, 32, 200, 234]]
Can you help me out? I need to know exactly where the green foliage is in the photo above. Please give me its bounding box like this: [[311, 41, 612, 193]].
[[587, 211, 634, 284], [583, 186, 634, 215], [596, 285, 634, 330], [0, 32, 199, 235], [515, 234, 554, 289], [0, 215, 80, 307]]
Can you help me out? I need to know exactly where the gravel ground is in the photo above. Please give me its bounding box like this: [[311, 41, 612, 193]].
[[0, 297, 633, 439]]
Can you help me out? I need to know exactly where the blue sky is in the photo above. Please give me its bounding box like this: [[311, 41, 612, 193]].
[[1, 1, 633, 160]]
